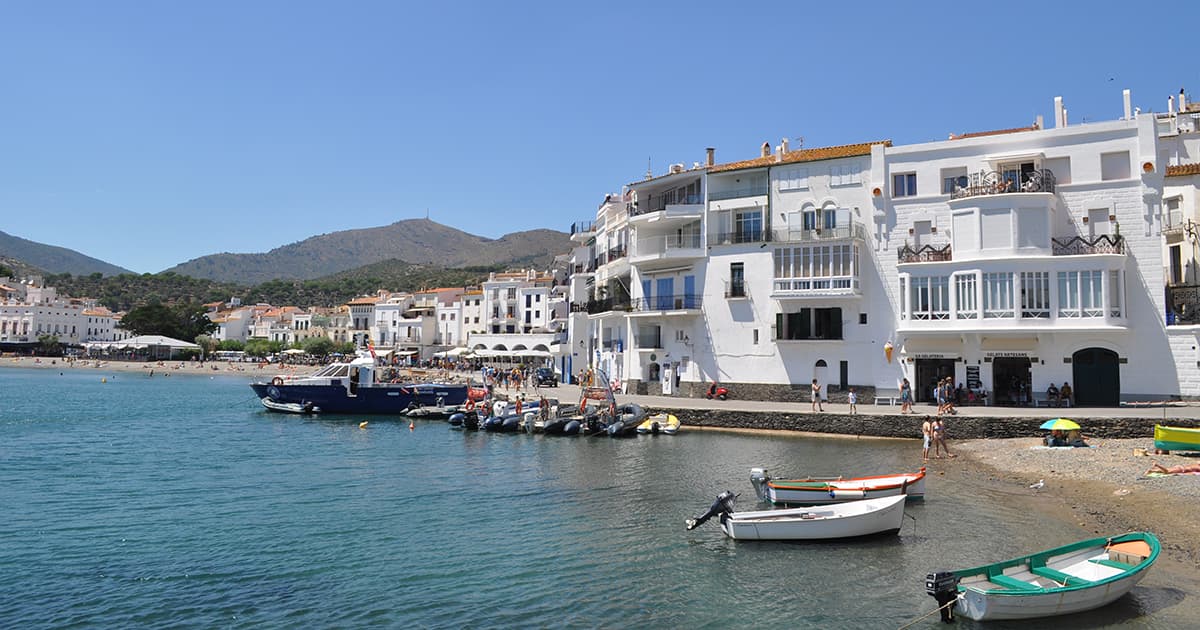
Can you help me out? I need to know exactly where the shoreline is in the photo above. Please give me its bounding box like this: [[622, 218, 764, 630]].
[[6, 356, 1198, 567]]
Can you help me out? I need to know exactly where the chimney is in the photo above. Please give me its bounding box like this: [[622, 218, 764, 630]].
[[1169, 95, 1175, 115], [705, 147, 715, 167], [1063, 108, 1068, 126], [1054, 96, 1064, 128], [1123, 89, 1132, 120], [781, 137, 790, 153], [774, 144, 783, 163], [1035, 114, 1044, 130], [760, 141, 770, 158], [1182, 88, 1188, 112]]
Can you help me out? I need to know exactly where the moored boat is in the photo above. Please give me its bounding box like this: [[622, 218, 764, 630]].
[[603, 403, 646, 437], [926, 532, 1160, 621], [249, 355, 467, 414], [686, 491, 906, 541], [1153, 424, 1200, 453], [260, 397, 320, 414], [637, 413, 681, 435], [751, 467, 926, 505]]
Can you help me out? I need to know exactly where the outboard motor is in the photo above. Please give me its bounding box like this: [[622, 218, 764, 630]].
[[685, 490, 737, 530], [925, 571, 960, 623], [463, 412, 480, 431], [750, 468, 771, 503]]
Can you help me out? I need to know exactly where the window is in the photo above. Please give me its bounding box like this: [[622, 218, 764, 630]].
[[729, 262, 745, 298], [859, 313, 867, 324], [735, 210, 763, 242], [775, 308, 843, 340], [909, 276, 950, 320], [893, 172, 917, 197], [1057, 271, 1104, 318], [822, 206, 837, 230], [803, 209, 818, 231], [983, 272, 1014, 318], [830, 162, 862, 186], [753, 329, 759, 344], [1044, 157, 1070, 184], [941, 167, 967, 194], [1109, 271, 1122, 317], [954, 274, 978, 319], [779, 167, 809, 191], [1020, 272, 1050, 318], [1100, 151, 1131, 181]]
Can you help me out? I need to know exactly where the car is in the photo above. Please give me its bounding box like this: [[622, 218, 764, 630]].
[[534, 367, 558, 387]]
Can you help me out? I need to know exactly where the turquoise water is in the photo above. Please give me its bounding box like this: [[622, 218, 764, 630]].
[[1, 367, 1195, 629]]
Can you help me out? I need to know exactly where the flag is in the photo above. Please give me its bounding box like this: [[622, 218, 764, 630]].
[[367, 336, 377, 360]]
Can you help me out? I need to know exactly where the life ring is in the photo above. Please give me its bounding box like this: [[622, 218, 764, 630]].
[[271, 376, 284, 386], [465, 399, 475, 411]]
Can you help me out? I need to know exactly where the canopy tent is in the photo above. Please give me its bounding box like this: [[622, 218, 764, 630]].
[[281, 348, 307, 355], [83, 335, 201, 360], [432, 347, 472, 358]]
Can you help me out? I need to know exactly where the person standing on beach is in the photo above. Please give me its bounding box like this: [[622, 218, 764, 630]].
[[847, 387, 857, 415], [811, 378, 824, 413], [932, 417, 955, 458], [921, 416, 932, 462]]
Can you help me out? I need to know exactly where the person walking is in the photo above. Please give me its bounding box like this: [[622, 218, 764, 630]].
[[900, 378, 913, 414], [847, 387, 857, 415], [811, 378, 824, 413]]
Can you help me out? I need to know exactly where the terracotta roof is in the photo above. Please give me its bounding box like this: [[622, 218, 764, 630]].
[[708, 140, 890, 174], [1166, 163, 1200, 177], [949, 125, 1039, 140], [82, 309, 111, 316], [346, 296, 378, 306]]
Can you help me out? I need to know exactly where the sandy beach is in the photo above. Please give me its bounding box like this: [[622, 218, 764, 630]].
[[6, 354, 1199, 568]]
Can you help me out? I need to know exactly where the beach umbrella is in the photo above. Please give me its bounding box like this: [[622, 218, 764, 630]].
[[1038, 418, 1080, 431]]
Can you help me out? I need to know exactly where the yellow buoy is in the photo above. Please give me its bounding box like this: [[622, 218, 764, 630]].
[[358, 421, 368, 429], [101, 377, 107, 383]]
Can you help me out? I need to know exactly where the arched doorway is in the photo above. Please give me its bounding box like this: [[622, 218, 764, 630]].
[[813, 359, 828, 401], [1071, 348, 1120, 406]]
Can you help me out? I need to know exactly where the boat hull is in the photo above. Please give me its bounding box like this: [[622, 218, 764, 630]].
[[1153, 424, 1200, 452], [764, 470, 926, 505], [719, 495, 906, 540], [250, 382, 467, 415], [637, 414, 680, 434], [949, 532, 1160, 621]]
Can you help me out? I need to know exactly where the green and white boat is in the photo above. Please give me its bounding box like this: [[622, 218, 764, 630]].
[[927, 532, 1159, 621]]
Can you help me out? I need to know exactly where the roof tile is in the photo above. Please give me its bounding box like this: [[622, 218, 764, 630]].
[[708, 140, 890, 173]]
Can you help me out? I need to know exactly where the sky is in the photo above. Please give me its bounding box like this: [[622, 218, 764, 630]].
[[1, 1, 1196, 274]]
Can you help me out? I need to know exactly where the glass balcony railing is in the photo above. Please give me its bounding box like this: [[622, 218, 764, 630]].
[[708, 184, 769, 201], [634, 233, 703, 256]]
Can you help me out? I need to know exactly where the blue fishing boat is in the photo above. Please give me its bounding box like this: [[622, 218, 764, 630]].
[[250, 355, 467, 414]]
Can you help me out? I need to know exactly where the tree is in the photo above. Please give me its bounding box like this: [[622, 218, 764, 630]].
[[120, 301, 217, 340], [38, 334, 62, 356], [244, 338, 273, 358], [0, 263, 13, 277], [217, 339, 245, 351], [194, 334, 217, 360], [301, 335, 335, 357]]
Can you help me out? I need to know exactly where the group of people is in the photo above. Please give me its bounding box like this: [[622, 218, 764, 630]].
[[934, 377, 958, 416], [921, 415, 954, 461], [1044, 382, 1074, 407], [1044, 428, 1088, 447]]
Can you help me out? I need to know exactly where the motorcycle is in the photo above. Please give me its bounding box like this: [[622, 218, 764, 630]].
[[705, 381, 729, 400]]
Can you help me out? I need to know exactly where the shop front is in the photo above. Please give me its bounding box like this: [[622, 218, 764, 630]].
[[912, 354, 957, 403], [988, 353, 1034, 405]]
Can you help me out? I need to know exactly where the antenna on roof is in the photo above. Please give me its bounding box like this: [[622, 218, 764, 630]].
[[645, 157, 652, 180], [795, 136, 804, 150]]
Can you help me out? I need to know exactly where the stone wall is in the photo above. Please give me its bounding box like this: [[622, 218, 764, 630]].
[[655, 407, 1200, 440], [625, 380, 878, 404]]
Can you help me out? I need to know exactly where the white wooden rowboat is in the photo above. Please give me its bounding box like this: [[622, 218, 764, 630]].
[[686, 492, 906, 541]]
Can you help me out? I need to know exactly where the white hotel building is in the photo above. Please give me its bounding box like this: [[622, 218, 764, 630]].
[[567, 88, 1200, 402]]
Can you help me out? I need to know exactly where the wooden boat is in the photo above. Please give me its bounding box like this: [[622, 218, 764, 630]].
[[636, 413, 680, 435], [686, 492, 906, 540], [750, 467, 925, 505], [1153, 424, 1200, 453], [260, 397, 320, 414], [927, 532, 1160, 621]]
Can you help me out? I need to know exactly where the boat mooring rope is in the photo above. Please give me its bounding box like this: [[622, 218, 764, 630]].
[[895, 596, 958, 630]]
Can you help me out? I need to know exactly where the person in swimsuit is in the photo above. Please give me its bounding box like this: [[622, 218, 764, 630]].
[[932, 417, 955, 458], [921, 416, 932, 462], [811, 378, 824, 413]]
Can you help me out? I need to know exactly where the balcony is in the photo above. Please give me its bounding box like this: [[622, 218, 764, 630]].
[[771, 277, 861, 299], [771, 222, 868, 244], [724, 281, 747, 299], [630, 233, 704, 269], [1051, 235, 1125, 256], [572, 298, 632, 315], [898, 243, 953, 263], [709, 183, 769, 201], [570, 220, 596, 242], [634, 333, 662, 349], [630, 294, 703, 313], [708, 228, 767, 246], [949, 169, 1056, 200], [628, 197, 704, 227]]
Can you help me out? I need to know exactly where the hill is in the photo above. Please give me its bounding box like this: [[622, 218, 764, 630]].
[[164, 219, 571, 284], [0, 231, 133, 277]]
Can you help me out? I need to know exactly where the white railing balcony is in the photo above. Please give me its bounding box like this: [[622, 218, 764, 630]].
[[771, 276, 861, 298]]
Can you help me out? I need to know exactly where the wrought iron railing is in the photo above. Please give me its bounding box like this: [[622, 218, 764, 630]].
[[1167, 284, 1200, 325], [724, 281, 746, 298], [1051, 234, 1125, 256], [570, 220, 596, 235], [571, 298, 633, 315], [898, 243, 953, 263], [630, 295, 703, 312], [708, 229, 767, 246], [949, 168, 1056, 199]]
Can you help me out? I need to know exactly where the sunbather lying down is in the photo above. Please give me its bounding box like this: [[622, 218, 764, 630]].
[[1145, 461, 1200, 475]]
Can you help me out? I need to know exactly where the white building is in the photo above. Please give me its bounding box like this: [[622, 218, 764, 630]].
[[468, 270, 564, 366], [0, 277, 86, 346], [568, 88, 1199, 403]]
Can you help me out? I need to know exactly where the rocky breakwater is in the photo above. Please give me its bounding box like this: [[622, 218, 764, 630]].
[[668, 408, 1200, 440]]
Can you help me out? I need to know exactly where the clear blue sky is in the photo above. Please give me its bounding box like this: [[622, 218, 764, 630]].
[[1, 1, 1194, 274]]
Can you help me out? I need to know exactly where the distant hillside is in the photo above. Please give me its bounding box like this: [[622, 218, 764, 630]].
[[0, 256, 46, 280], [0, 231, 133, 277], [165, 218, 571, 284]]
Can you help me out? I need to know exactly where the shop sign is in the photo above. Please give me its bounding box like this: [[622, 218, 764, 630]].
[[984, 351, 1031, 358], [912, 353, 952, 359]]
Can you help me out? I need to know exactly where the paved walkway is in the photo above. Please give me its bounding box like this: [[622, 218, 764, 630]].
[[526, 383, 1200, 420]]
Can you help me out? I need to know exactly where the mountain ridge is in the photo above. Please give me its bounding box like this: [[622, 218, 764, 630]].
[[0, 230, 133, 277]]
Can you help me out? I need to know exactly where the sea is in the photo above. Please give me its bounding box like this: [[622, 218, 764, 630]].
[[1, 367, 1196, 629]]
